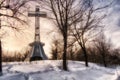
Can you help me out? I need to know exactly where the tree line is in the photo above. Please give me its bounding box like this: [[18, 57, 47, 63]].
[[50, 31, 120, 67], [40, 0, 114, 70]]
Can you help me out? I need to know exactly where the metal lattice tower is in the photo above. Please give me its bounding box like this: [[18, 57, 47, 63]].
[[26, 6, 48, 61]]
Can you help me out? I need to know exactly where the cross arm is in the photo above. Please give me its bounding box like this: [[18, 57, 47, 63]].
[[28, 11, 47, 17]]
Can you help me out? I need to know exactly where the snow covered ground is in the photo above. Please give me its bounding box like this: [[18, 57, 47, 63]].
[[0, 60, 120, 80]]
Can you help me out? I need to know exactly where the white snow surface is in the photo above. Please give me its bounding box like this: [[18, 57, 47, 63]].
[[0, 60, 120, 80]]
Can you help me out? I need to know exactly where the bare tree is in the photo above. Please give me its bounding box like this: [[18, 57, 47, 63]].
[[51, 39, 59, 60], [0, 0, 36, 76], [93, 32, 112, 67], [70, 0, 113, 67], [40, 0, 88, 70], [0, 20, 2, 76]]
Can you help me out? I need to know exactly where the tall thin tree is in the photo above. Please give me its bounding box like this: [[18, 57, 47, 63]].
[[70, 0, 113, 67], [0, 43, 1, 76], [40, 0, 86, 70]]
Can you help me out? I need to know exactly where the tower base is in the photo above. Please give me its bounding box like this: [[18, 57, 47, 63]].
[[30, 56, 42, 61], [25, 41, 48, 61]]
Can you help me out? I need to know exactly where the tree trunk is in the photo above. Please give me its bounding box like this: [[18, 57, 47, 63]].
[[62, 34, 68, 71], [83, 48, 88, 67], [54, 48, 58, 60], [0, 40, 2, 76], [102, 52, 107, 67], [55, 48, 58, 60]]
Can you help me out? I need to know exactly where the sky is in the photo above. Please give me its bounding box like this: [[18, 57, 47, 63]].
[[1, 17, 55, 57], [1, 0, 120, 57], [103, 0, 120, 48]]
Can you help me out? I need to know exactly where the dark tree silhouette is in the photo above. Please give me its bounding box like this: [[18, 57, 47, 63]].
[[40, 0, 87, 70], [0, 0, 36, 76], [70, 0, 113, 67], [0, 20, 2, 76], [93, 32, 112, 67]]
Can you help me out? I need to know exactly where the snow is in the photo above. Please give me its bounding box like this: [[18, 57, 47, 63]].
[[0, 60, 119, 80]]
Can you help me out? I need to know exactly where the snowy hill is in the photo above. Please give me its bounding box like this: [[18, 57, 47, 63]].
[[0, 60, 120, 80]]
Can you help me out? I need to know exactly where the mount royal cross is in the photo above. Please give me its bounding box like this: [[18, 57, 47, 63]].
[[27, 6, 48, 61]]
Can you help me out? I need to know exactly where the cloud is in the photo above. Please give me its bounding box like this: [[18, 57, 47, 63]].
[[115, 0, 120, 5], [90, 0, 120, 47], [103, 0, 120, 47]]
